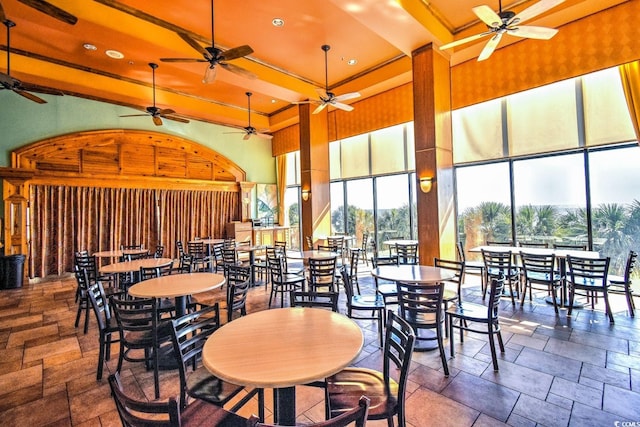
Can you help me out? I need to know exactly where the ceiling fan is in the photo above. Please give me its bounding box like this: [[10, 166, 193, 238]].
[[160, 0, 255, 83], [1, 18, 63, 103], [225, 92, 273, 140], [16, 0, 77, 25], [440, 0, 565, 61], [120, 63, 189, 126], [296, 45, 361, 114]]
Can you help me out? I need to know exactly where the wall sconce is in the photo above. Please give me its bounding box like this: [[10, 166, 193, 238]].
[[419, 177, 434, 193], [301, 189, 311, 202]]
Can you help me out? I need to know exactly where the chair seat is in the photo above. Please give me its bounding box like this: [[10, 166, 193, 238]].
[[487, 267, 519, 278], [376, 283, 398, 297], [181, 399, 250, 427], [569, 279, 607, 289], [526, 272, 562, 284], [608, 274, 626, 285], [280, 274, 306, 284], [123, 320, 173, 346], [443, 289, 458, 302], [447, 301, 494, 323], [186, 366, 245, 405], [327, 367, 398, 420], [352, 294, 385, 309]]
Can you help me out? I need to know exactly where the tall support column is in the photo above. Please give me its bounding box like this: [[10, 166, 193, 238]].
[[299, 104, 331, 244], [412, 44, 456, 262]]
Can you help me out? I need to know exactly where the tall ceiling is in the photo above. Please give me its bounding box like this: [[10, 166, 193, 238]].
[[0, 0, 626, 133]]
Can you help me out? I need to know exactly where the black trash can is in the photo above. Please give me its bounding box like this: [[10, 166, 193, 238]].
[[0, 254, 26, 289]]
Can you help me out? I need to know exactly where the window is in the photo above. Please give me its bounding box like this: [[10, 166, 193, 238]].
[[513, 154, 587, 247], [375, 174, 411, 247], [589, 145, 640, 274], [456, 162, 512, 258]]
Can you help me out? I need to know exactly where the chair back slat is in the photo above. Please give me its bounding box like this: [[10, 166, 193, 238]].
[[290, 290, 339, 312], [308, 257, 338, 292]]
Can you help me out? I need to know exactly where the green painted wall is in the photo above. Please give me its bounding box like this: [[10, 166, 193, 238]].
[[0, 92, 276, 183]]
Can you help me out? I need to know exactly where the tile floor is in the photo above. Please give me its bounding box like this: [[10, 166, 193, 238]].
[[1, 265, 640, 427]]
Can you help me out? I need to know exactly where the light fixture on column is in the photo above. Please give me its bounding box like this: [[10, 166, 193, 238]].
[[419, 176, 434, 193], [301, 189, 311, 202]]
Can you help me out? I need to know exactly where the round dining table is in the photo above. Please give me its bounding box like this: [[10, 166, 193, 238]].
[[128, 272, 226, 317], [371, 264, 455, 283], [100, 257, 174, 289], [202, 307, 363, 426]]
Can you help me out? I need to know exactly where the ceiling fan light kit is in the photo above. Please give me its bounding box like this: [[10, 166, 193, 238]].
[[439, 0, 565, 61], [119, 62, 189, 126], [160, 0, 255, 83], [224, 91, 273, 140], [294, 44, 361, 114]]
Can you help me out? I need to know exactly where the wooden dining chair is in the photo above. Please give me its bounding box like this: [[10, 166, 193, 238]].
[[481, 249, 520, 305], [396, 243, 418, 265], [608, 250, 637, 317], [456, 241, 486, 297], [267, 254, 305, 308], [325, 310, 415, 427], [290, 290, 339, 312], [519, 251, 562, 314], [111, 296, 172, 399], [397, 280, 449, 376], [567, 255, 613, 322], [108, 372, 250, 427], [308, 256, 338, 293], [86, 278, 122, 380], [447, 275, 506, 371], [340, 266, 385, 347], [434, 257, 465, 336], [169, 304, 263, 417]]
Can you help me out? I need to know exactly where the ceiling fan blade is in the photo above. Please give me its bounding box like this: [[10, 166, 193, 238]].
[[219, 62, 257, 80], [17, 0, 78, 25], [472, 5, 502, 27], [333, 92, 361, 102], [220, 45, 254, 61], [312, 103, 328, 114], [177, 32, 210, 57], [158, 108, 176, 115], [120, 113, 149, 117], [478, 33, 502, 61], [512, 0, 566, 25], [256, 132, 273, 140], [162, 115, 190, 124], [0, 2, 6, 22], [152, 116, 163, 126], [15, 89, 47, 104], [440, 31, 492, 50], [243, 133, 251, 141], [203, 65, 217, 83], [332, 102, 354, 112], [509, 25, 558, 40], [160, 58, 207, 63], [20, 83, 63, 96]]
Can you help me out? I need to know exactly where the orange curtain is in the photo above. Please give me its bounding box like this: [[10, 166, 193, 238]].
[[619, 60, 640, 142], [29, 185, 238, 277], [276, 154, 287, 226], [157, 189, 238, 259]]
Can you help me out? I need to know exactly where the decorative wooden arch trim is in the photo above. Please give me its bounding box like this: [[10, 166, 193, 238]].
[[11, 129, 246, 188]]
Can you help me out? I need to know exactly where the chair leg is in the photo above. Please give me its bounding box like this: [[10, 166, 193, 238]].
[[448, 315, 455, 358], [488, 323, 499, 371], [97, 334, 105, 380], [603, 289, 614, 323], [550, 284, 559, 315], [377, 309, 383, 348], [437, 325, 449, 377], [626, 287, 635, 317]]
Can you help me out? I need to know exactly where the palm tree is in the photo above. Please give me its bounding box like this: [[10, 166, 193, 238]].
[[593, 203, 631, 271]]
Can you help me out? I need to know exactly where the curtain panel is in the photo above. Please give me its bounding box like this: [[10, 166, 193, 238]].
[[619, 60, 640, 142], [30, 185, 238, 277]]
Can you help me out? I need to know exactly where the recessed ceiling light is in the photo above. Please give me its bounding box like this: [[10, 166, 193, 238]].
[[83, 43, 97, 51], [347, 59, 357, 65], [105, 49, 124, 59], [272, 18, 284, 27]]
